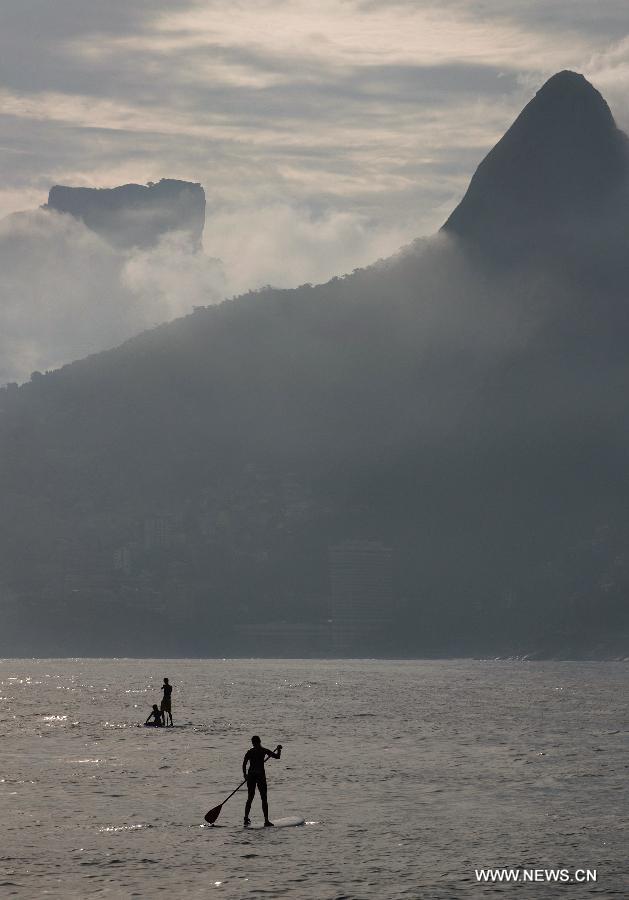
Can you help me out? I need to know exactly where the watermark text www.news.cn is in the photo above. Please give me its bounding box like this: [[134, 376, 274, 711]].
[[475, 868, 597, 884]]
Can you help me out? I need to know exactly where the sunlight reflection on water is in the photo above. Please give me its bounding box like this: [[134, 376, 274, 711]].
[[1, 658, 627, 899]]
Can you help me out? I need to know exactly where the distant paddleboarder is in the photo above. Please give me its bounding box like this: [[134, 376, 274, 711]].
[[160, 677, 173, 726], [242, 736, 282, 827]]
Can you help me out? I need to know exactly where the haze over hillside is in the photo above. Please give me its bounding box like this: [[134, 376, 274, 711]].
[[2, 72, 629, 658], [0, 179, 222, 386]]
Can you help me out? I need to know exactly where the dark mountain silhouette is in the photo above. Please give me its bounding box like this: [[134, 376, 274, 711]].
[[1, 72, 629, 657], [44, 178, 206, 249], [443, 70, 629, 255]]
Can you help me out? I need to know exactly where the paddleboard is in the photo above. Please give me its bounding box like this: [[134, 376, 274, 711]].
[[245, 816, 304, 830]]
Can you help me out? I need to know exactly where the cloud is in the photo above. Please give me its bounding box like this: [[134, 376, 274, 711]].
[[2, 0, 629, 384], [3, 0, 628, 233], [356, 0, 629, 41], [0, 209, 224, 384], [203, 202, 413, 296], [0, 199, 421, 384], [586, 37, 629, 131]]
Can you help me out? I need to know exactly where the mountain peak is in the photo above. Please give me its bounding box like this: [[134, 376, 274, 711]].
[[442, 71, 629, 248], [531, 70, 616, 128], [540, 69, 599, 93]]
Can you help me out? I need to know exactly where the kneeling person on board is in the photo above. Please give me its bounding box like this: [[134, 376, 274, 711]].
[[145, 704, 164, 726], [243, 736, 282, 826]]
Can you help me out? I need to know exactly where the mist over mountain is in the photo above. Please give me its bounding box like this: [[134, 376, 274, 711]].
[[0, 178, 406, 386], [44, 179, 206, 250], [2, 72, 629, 658], [0, 180, 223, 385]]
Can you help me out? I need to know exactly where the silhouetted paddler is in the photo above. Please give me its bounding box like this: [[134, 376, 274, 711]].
[[242, 736, 282, 826], [160, 677, 173, 726]]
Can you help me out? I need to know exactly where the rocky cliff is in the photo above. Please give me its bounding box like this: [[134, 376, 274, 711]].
[[45, 178, 206, 249]]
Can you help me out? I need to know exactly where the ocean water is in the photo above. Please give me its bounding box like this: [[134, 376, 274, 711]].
[[1, 658, 627, 899]]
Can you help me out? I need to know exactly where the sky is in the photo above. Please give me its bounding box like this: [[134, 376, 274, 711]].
[[1, 1, 629, 381]]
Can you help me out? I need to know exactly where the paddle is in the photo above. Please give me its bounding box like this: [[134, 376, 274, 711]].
[[204, 744, 282, 825]]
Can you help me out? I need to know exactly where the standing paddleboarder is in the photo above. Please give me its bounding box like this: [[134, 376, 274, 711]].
[[160, 677, 173, 726], [242, 736, 282, 826]]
